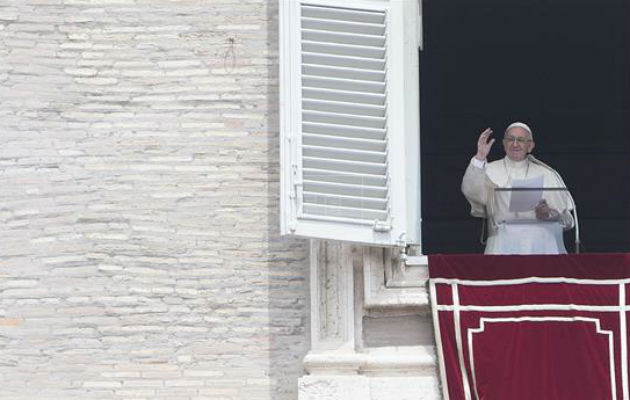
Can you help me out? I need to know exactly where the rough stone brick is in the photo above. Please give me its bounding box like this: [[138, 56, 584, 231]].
[[0, 1, 308, 399]]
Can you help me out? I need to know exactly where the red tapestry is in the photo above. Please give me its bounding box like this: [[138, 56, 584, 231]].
[[428, 253, 630, 400]]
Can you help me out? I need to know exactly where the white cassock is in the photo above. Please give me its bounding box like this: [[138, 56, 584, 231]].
[[461, 155, 574, 254]]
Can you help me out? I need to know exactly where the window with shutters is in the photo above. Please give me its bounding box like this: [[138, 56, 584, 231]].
[[280, 0, 421, 248]]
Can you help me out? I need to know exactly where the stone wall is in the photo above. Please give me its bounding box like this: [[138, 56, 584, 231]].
[[0, 1, 309, 399]]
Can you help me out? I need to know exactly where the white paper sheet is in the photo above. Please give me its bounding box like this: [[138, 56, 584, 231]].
[[508, 175, 544, 212]]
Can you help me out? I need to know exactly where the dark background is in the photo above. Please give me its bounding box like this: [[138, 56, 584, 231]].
[[419, 0, 630, 253]]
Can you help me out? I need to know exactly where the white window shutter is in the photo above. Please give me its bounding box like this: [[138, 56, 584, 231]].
[[280, 0, 421, 248]]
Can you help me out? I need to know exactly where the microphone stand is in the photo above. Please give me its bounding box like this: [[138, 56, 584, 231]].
[[528, 155, 580, 254]]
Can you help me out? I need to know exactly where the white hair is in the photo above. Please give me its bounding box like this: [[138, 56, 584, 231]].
[[505, 122, 533, 139]]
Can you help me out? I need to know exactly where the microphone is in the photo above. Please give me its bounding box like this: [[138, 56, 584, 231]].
[[527, 155, 580, 253]]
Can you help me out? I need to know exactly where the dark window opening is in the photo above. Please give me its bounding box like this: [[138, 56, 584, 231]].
[[420, 0, 630, 253]]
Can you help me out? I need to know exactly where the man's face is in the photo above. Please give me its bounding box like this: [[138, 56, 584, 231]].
[[503, 127, 535, 161]]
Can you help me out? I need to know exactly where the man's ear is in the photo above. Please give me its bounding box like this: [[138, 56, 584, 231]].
[[529, 141, 535, 153]]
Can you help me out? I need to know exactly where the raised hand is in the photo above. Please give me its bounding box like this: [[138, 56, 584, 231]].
[[475, 128, 495, 161]]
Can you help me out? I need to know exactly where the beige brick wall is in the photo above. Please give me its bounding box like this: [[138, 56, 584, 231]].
[[0, 1, 309, 399]]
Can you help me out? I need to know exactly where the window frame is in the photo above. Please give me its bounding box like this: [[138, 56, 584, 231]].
[[280, 0, 422, 248]]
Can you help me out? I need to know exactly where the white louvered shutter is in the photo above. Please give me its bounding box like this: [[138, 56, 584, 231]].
[[280, 0, 421, 247]]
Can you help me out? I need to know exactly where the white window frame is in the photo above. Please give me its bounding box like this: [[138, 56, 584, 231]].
[[280, 0, 422, 248]]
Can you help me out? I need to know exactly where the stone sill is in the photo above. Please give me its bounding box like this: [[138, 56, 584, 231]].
[[304, 346, 437, 376]]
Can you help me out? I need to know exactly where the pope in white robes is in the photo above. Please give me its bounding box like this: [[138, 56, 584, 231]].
[[461, 122, 575, 254]]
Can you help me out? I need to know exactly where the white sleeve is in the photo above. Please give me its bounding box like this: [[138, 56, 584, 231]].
[[470, 157, 486, 169], [461, 157, 489, 217]]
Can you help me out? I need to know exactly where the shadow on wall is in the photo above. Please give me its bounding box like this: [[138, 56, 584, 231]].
[[266, 1, 311, 399]]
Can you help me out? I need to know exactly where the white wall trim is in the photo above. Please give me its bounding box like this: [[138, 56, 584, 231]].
[[363, 249, 428, 308]]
